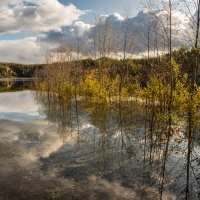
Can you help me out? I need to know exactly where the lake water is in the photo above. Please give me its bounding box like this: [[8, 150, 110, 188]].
[[0, 79, 199, 200]]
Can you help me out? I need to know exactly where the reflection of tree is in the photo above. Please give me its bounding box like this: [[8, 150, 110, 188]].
[[0, 79, 34, 92], [36, 92, 72, 141]]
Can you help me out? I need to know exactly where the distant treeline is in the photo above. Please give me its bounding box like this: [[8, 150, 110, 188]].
[[37, 47, 200, 85], [1, 47, 200, 85], [0, 62, 44, 78]]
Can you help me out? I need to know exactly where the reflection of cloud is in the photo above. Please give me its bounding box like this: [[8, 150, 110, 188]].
[[0, 119, 63, 160], [0, 91, 45, 121], [0, 118, 174, 199], [0, 90, 177, 199], [0, 112, 45, 121], [0, 120, 20, 142], [0, 119, 140, 200]]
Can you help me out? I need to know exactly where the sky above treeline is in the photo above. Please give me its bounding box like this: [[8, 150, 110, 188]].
[[59, 0, 141, 18], [0, 0, 196, 64], [0, 0, 142, 63]]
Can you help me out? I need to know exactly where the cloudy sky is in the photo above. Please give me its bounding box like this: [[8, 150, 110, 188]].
[[0, 0, 195, 64], [0, 0, 141, 64]]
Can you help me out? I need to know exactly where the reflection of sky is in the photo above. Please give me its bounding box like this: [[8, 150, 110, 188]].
[[0, 90, 185, 199], [0, 91, 46, 121]]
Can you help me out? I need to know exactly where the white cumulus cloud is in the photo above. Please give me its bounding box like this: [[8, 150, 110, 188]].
[[0, 5, 196, 64], [0, 37, 45, 63], [0, 0, 85, 33]]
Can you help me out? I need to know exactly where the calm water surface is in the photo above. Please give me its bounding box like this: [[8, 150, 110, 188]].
[[0, 79, 199, 200], [0, 79, 143, 200]]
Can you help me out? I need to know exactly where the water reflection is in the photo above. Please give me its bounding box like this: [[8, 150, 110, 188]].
[[0, 91, 45, 121], [0, 84, 141, 199], [0, 78, 34, 92], [35, 86, 169, 199], [0, 79, 200, 199]]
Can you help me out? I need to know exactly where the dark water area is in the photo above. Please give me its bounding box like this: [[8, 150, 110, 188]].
[[0, 78, 34, 92], [0, 79, 199, 200]]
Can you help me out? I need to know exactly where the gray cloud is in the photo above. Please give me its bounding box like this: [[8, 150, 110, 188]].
[[0, 7, 195, 63], [0, 37, 45, 63], [38, 30, 66, 44]]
